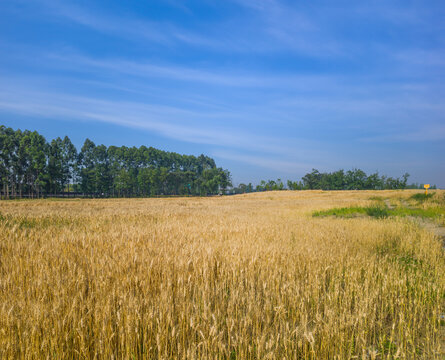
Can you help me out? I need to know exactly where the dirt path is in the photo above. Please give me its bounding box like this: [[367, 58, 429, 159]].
[[384, 199, 394, 210], [417, 218, 445, 247], [400, 199, 412, 209], [397, 203, 445, 353], [383, 198, 445, 247]]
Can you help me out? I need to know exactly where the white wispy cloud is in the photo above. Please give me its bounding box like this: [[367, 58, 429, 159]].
[[0, 84, 300, 156], [46, 53, 267, 87], [211, 150, 315, 173], [29, 0, 348, 57], [35, 0, 211, 47], [393, 49, 445, 68], [360, 125, 445, 143], [2, 60, 444, 147]]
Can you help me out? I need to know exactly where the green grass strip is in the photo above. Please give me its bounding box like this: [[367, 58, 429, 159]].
[[313, 205, 444, 220], [409, 193, 434, 202]]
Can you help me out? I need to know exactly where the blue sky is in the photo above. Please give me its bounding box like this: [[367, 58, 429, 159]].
[[0, 0, 444, 186]]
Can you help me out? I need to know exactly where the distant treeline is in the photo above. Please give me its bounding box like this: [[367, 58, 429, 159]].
[[232, 169, 432, 194], [0, 125, 231, 198], [290, 168, 411, 190]]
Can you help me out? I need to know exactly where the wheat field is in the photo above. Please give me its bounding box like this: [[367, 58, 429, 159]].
[[0, 190, 444, 359]]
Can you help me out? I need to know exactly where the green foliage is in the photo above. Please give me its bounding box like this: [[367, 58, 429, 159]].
[[287, 179, 304, 190], [249, 168, 417, 194], [0, 126, 50, 198], [298, 168, 411, 190], [313, 207, 368, 218], [251, 169, 416, 194], [232, 183, 254, 194], [313, 203, 445, 222], [313, 205, 388, 219], [254, 179, 285, 192], [410, 193, 434, 202], [0, 125, 231, 198], [365, 206, 389, 218], [390, 206, 445, 220]]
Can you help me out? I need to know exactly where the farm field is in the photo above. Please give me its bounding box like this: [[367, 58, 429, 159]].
[[0, 190, 444, 359]]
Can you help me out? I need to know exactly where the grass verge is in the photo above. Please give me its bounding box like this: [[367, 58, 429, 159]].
[[313, 205, 445, 221], [410, 193, 434, 202], [313, 206, 389, 219]]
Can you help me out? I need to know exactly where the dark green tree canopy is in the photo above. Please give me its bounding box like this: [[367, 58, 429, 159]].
[[254, 169, 415, 192], [0, 125, 231, 198]]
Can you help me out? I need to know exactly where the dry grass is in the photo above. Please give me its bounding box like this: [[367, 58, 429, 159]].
[[0, 190, 444, 359]]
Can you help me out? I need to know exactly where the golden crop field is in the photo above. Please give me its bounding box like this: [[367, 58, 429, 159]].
[[0, 190, 444, 359]]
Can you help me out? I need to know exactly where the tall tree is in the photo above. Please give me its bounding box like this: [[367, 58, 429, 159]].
[[47, 137, 64, 194], [0, 125, 228, 199], [79, 139, 97, 195], [61, 136, 78, 193]]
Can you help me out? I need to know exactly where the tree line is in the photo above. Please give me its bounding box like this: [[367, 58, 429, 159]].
[[290, 168, 411, 190], [233, 168, 428, 193], [0, 125, 231, 198]]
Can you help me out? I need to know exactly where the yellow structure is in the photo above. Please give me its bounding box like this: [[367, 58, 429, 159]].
[[424, 184, 430, 195]]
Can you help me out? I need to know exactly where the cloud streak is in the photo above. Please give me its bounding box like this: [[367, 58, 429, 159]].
[[211, 150, 315, 173], [35, 0, 216, 48], [0, 85, 300, 156], [29, 0, 350, 57]]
